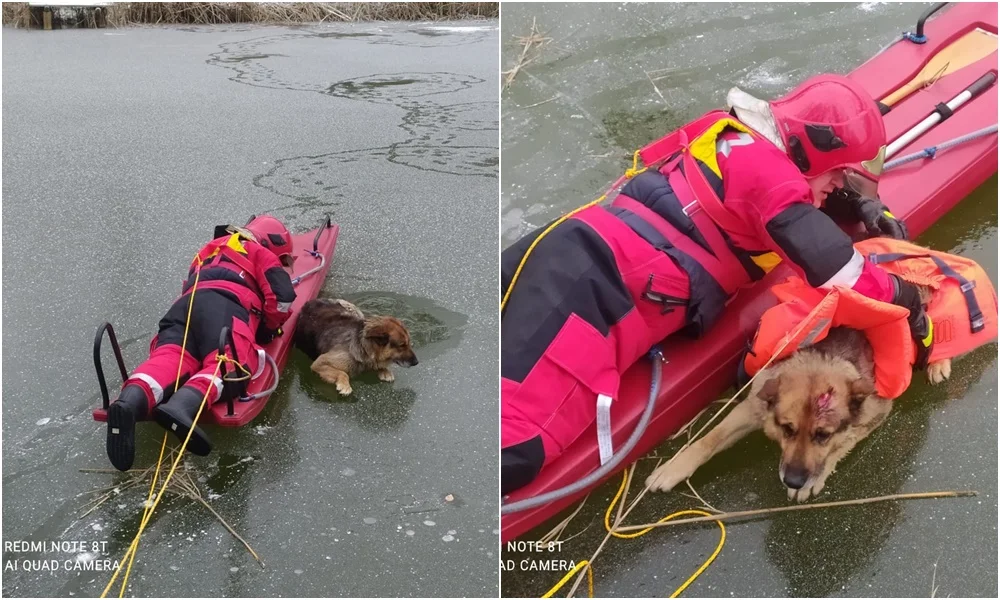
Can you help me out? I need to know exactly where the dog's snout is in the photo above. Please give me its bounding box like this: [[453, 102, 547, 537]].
[[782, 465, 810, 489], [408, 354, 419, 367]]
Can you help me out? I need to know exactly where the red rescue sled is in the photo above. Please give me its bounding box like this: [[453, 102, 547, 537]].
[[502, 1, 998, 542], [92, 216, 340, 428]]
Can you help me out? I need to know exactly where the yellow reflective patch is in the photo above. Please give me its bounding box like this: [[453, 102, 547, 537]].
[[884, 210, 895, 219], [922, 317, 934, 347], [750, 251, 782, 273], [691, 118, 754, 178], [226, 233, 248, 254]]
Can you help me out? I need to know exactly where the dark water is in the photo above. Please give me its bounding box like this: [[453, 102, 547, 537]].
[[501, 3, 996, 598], [2, 20, 499, 598]]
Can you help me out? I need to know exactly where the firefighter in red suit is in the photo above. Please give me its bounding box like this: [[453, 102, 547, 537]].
[[500, 75, 934, 495], [106, 215, 297, 471]]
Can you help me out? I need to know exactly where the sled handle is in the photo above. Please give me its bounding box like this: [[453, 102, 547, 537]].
[[914, 3, 948, 42], [313, 215, 332, 252], [218, 326, 241, 417], [240, 352, 280, 402], [94, 322, 129, 411]]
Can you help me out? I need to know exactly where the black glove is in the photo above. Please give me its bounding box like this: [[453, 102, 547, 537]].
[[255, 324, 282, 345], [848, 193, 909, 240], [892, 275, 934, 370]]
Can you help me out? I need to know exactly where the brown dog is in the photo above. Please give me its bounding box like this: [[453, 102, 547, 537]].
[[646, 284, 952, 502], [293, 298, 418, 396]]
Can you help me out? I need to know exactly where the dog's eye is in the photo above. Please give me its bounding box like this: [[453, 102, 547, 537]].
[[813, 430, 831, 443], [780, 423, 796, 438]]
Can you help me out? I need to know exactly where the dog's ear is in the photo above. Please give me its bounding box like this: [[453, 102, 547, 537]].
[[757, 376, 780, 409], [366, 331, 390, 345], [364, 323, 390, 346], [848, 377, 875, 418]]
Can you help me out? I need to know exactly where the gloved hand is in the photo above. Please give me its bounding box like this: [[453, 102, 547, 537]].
[[892, 275, 934, 370], [847, 193, 909, 240], [255, 326, 282, 345]]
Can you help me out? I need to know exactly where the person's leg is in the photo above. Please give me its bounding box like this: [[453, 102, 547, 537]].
[[152, 314, 260, 457], [106, 334, 201, 471], [501, 436, 544, 496]]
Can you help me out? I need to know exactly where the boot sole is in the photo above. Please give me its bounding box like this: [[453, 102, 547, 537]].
[[106, 403, 136, 472], [152, 408, 212, 457]]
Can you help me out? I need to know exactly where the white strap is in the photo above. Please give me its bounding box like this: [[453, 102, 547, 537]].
[[127, 374, 164, 403], [597, 394, 614, 466], [189, 373, 223, 400]]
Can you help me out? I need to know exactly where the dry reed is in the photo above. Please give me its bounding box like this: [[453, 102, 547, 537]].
[[3, 2, 498, 27]]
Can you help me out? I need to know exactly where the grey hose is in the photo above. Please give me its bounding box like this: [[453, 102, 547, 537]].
[[501, 346, 665, 515]]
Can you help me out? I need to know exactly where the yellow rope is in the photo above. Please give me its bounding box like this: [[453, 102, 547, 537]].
[[604, 470, 725, 597], [501, 151, 647, 312], [113, 255, 207, 596], [101, 360, 219, 598], [541, 559, 594, 598], [544, 470, 724, 598], [173, 255, 203, 393], [116, 433, 167, 597]]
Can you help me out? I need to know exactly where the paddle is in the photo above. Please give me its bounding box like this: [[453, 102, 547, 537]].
[[886, 71, 997, 159], [878, 27, 998, 115]]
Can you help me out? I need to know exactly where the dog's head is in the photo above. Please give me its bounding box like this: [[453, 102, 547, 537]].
[[363, 316, 419, 368], [756, 361, 875, 491]]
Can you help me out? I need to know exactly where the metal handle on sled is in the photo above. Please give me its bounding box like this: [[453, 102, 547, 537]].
[[914, 3, 948, 42], [241, 353, 280, 402], [291, 215, 332, 286], [218, 326, 281, 414], [94, 322, 129, 410], [218, 326, 240, 417]]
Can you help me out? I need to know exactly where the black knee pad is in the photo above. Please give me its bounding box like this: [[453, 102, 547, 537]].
[[501, 436, 545, 496]]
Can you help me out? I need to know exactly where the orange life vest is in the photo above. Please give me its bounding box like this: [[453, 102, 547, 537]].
[[743, 239, 998, 400]]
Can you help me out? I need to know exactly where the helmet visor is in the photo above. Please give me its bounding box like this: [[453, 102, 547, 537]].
[[843, 168, 879, 200]]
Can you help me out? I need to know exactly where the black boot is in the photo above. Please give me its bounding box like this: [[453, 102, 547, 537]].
[[151, 386, 213, 456], [107, 385, 150, 472]]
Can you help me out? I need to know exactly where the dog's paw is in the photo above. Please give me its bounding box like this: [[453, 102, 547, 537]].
[[787, 486, 810, 502], [378, 369, 395, 383], [787, 480, 825, 503], [335, 379, 353, 396], [927, 359, 951, 385], [646, 459, 695, 493]]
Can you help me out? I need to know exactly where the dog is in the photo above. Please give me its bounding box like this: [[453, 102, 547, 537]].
[[293, 298, 418, 396], [646, 284, 952, 502]]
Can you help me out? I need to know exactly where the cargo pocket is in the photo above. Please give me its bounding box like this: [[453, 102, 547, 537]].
[[512, 313, 620, 460], [639, 270, 690, 314]]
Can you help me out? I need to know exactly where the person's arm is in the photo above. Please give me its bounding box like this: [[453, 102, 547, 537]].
[[758, 181, 896, 302], [250, 244, 297, 331]]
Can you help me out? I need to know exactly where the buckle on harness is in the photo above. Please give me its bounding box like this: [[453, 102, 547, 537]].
[[961, 281, 976, 293], [681, 199, 700, 218], [642, 274, 687, 314]]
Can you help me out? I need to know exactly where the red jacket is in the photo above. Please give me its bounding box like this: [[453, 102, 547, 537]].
[[186, 233, 296, 332], [712, 127, 896, 303]]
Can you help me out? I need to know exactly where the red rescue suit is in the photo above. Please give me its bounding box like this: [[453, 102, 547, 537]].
[[501, 111, 900, 494], [125, 232, 297, 411]]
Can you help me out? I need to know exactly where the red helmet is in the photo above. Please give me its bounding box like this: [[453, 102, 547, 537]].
[[245, 215, 295, 267], [769, 74, 887, 198]]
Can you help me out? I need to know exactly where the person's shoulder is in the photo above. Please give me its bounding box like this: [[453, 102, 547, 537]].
[[725, 138, 809, 196]]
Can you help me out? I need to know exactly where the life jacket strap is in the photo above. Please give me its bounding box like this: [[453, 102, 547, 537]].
[[868, 252, 985, 333]]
